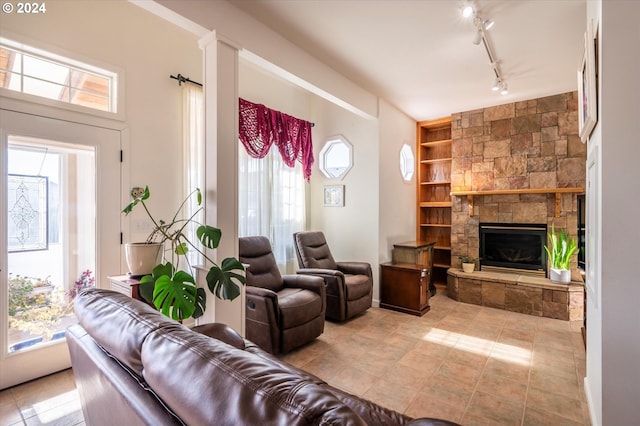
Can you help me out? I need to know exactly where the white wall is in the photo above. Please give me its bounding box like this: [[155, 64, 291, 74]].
[[0, 0, 202, 251], [308, 96, 381, 301], [378, 99, 417, 264], [585, 1, 640, 425]]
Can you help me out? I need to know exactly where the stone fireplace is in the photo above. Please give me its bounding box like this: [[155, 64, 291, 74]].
[[445, 91, 586, 320]]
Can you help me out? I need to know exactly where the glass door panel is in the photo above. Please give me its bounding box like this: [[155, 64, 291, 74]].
[[7, 138, 96, 353]]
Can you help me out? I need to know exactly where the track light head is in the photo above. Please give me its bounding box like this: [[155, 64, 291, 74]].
[[461, 1, 475, 18], [500, 82, 508, 95], [472, 29, 482, 45], [492, 79, 500, 91], [483, 19, 494, 30]]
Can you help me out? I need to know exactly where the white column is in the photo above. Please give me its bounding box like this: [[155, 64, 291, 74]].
[[197, 31, 244, 334]]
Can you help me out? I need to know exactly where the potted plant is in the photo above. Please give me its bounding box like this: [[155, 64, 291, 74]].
[[122, 186, 245, 321], [458, 256, 478, 273], [544, 225, 578, 284]]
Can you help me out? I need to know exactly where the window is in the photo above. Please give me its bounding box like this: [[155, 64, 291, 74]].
[[0, 39, 118, 114], [319, 135, 353, 180], [400, 144, 415, 181]]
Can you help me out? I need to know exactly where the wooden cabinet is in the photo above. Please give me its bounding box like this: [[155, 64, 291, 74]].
[[108, 274, 144, 302], [380, 263, 430, 316], [417, 117, 452, 287]]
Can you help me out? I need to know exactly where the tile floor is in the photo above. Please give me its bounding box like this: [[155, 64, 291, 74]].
[[0, 289, 590, 425]]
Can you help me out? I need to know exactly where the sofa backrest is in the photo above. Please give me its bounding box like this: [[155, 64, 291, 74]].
[[72, 289, 366, 425]]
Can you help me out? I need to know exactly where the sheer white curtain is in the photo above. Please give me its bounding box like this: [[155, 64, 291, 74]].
[[238, 145, 306, 273], [182, 84, 204, 266]]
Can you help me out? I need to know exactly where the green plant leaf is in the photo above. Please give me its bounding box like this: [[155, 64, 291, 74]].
[[174, 242, 189, 256], [122, 185, 150, 215], [153, 274, 197, 321], [197, 225, 222, 249], [138, 275, 156, 304], [205, 258, 245, 301]]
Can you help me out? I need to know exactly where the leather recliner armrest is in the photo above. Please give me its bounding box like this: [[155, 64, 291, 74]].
[[283, 274, 325, 295], [191, 323, 246, 350], [297, 268, 345, 279], [336, 262, 372, 277]]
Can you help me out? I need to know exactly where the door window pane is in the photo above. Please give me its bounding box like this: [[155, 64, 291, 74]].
[[6, 137, 96, 353]]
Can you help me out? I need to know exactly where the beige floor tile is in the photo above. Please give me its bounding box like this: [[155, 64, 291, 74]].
[[433, 358, 483, 388], [529, 369, 580, 397], [362, 379, 419, 414], [466, 390, 525, 425], [329, 365, 378, 396], [523, 406, 585, 426], [526, 387, 585, 423], [475, 372, 528, 405], [404, 391, 464, 423], [420, 375, 475, 407], [483, 357, 531, 383]]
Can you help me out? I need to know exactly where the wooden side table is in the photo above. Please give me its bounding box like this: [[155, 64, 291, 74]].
[[379, 263, 430, 316], [107, 274, 145, 302]]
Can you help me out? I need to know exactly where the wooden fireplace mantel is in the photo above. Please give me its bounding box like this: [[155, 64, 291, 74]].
[[450, 187, 584, 218]]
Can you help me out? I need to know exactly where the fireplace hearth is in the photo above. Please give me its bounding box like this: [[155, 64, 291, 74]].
[[479, 223, 547, 277]]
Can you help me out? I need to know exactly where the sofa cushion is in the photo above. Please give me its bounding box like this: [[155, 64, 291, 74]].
[[294, 232, 338, 270], [277, 287, 324, 329]]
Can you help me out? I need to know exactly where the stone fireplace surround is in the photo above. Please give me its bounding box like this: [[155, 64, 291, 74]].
[[446, 91, 586, 320]]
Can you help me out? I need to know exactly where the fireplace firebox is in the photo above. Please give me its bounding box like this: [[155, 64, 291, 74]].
[[479, 223, 547, 277]]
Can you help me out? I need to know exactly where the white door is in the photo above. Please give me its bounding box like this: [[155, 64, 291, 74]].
[[0, 109, 121, 389]]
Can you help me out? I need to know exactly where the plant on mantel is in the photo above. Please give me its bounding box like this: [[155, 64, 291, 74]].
[[122, 186, 245, 321]]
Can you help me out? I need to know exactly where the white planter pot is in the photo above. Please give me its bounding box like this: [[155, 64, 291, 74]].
[[125, 242, 162, 276], [550, 268, 571, 284], [462, 263, 475, 273]]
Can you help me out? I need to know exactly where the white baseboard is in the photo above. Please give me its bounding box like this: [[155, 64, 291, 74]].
[[584, 376, 598, 426]]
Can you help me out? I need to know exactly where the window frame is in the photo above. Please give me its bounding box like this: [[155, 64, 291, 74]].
[[0, 35, 125, 121]]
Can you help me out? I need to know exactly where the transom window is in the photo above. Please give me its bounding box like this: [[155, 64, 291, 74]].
[[0, 39, 117, 113]]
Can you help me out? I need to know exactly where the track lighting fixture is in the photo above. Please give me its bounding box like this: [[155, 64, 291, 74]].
[[461, 1, 508, 95]]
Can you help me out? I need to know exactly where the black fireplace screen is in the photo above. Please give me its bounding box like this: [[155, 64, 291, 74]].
[[479, 223, 547, 275]]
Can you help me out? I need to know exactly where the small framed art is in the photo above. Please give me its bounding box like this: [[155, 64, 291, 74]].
[[578, 20, 597, 143], [323, 185, 344, 207]]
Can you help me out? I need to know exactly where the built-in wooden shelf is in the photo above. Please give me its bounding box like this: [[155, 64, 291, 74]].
[[420, 180, 451, 186], [421, 139, 452, 147], [450, 187, 585, 218], [420, 158, 453, 164], [419, 201, 452, 208], [420, 223, 452, 228]]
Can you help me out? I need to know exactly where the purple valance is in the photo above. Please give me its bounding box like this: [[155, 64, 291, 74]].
[[239, 98, 314, 181]]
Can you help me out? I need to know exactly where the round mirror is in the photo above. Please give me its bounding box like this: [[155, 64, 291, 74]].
[[319, 135, 353, 180]]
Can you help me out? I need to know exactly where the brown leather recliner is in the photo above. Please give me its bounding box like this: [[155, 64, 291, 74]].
[[239, 236, 326, 355], [293, 231, 373, 322]]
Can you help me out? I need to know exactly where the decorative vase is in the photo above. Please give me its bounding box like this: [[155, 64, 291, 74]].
[[550, 268, 571, 284], [462, 262, 475, 273], [125, 242, 162, 276]]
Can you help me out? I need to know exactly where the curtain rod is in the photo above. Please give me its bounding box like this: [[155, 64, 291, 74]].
[[170, 73, 202, 87]]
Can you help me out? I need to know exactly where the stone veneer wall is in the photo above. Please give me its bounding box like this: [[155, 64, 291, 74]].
[[450, 92, 587, 275]]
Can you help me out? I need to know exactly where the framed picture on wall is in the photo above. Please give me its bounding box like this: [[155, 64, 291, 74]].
[[323, 185, 344, 207], [578, 20, 597, 143]]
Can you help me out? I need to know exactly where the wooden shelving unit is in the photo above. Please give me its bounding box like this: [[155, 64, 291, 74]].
[[416, 117, 452, 287]]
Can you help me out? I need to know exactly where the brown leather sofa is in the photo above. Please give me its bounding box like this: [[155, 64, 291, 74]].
[[68, 289, 459, 425], [294, 231, 373, 321], [239, 235, 326, 355]]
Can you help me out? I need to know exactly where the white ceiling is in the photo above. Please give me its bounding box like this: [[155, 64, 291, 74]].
[[227, 0, 587, 121]]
